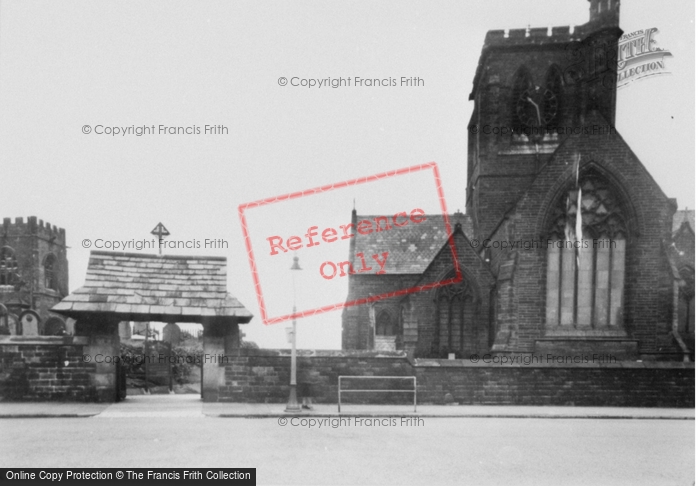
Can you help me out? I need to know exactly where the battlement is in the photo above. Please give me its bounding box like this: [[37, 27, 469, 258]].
[[483, 0, 620, 49], [2, 216, 66, 244], [589, 0, 620, 26], [484, 25, 587, 47]]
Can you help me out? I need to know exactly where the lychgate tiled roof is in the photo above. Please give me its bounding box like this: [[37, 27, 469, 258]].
[[352, 212, 470, 274], [52, 251, 252, 324]]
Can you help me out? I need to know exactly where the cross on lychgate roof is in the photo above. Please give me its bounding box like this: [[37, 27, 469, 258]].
[[150, 222, 170, 255]]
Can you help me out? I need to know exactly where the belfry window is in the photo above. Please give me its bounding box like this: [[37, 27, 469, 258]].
[[511, 67, 533, 129], [544, 66, 564, 127], [545, 174, 627, 330], [44, 254, 58, 291], [0, 247, 19, 286]]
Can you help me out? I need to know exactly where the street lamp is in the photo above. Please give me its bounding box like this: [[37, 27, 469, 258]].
[[285, 255, 302, 413]]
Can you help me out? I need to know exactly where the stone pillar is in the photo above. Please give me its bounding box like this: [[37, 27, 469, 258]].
[[224, 324, 240, 355], [75, 314, 121, 402], [202, 320, 226, 402], [65, 318, 76, 336]]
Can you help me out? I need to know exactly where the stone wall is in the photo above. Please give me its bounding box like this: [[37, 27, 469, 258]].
[[2, 339, 693, 407], [216, 349, 694, 408], [0, 336, 96, 401]]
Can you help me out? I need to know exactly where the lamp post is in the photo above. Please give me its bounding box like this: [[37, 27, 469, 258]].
[[285, 255, 302, 413]]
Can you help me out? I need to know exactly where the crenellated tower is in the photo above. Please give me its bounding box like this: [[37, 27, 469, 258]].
[[0, 216, 69, 333], [466, 0, 622, 241]]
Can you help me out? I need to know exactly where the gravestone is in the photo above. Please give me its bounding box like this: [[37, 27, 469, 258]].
[[133, 321, 148, 337], [118, 321, 132, 340], [65, 318, 76, 335], [162, 323, 181, 346], [20, 311, 40, 336], [7, 314, 21, 335]]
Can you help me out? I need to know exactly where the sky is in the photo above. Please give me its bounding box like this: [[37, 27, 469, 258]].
[[0, 0, 694, 350]]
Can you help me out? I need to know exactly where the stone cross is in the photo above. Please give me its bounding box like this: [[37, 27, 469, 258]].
[[150, 222, 170, 255]]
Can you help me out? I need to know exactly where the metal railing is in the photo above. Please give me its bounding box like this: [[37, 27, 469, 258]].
[[337, 376, 417, 413], [181, 328, 203, 341]]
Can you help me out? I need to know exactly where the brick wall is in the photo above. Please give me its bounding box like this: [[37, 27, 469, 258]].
[[0, 336, 97, 401], [218, 349, 413, 404], [216, 349, 694, 408], [416, 360, 694, 408]]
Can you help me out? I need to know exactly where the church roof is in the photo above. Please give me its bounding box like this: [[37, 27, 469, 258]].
[[352, 212, 470, 274], [673, 209, 695, 234], [52, 251, 253, 324]]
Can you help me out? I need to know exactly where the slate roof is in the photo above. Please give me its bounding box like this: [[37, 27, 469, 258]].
[[352, 212, 470, 274], [52, 251, 253, 324]]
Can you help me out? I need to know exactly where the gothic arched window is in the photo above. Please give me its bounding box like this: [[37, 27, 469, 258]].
[[434, 273, 476, 357], [44, 254, 58, 291], [545, 173, 627, 330], [511, 67, 533, 129], [375, 310, 395, 336], [544, 66, 564, 127], [0, 247, 19, 286]]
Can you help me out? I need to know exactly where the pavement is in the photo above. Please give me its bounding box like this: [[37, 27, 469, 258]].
[[0, 394, 694, 419]]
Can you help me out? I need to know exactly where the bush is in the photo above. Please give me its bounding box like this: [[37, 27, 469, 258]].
[[120, 342, 146, 377], [120, 340, 204, 386], [170, 342, 203, 385]]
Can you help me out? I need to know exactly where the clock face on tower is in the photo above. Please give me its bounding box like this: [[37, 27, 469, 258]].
[[515, 86, 558, 126]]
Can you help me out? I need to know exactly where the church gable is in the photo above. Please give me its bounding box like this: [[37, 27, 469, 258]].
[[401, 229, 495, 358], [671, 210, 695, 268], [673, 210, 694, 234], [486, 113, 678, 356], [411, 228, 495, 292], [530, 114, 672, 241]]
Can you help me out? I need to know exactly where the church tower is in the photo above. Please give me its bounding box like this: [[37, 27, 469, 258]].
[[466, 0, 622, 241], [343, 0, 687, 362], [0, 217, 69, 334]]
